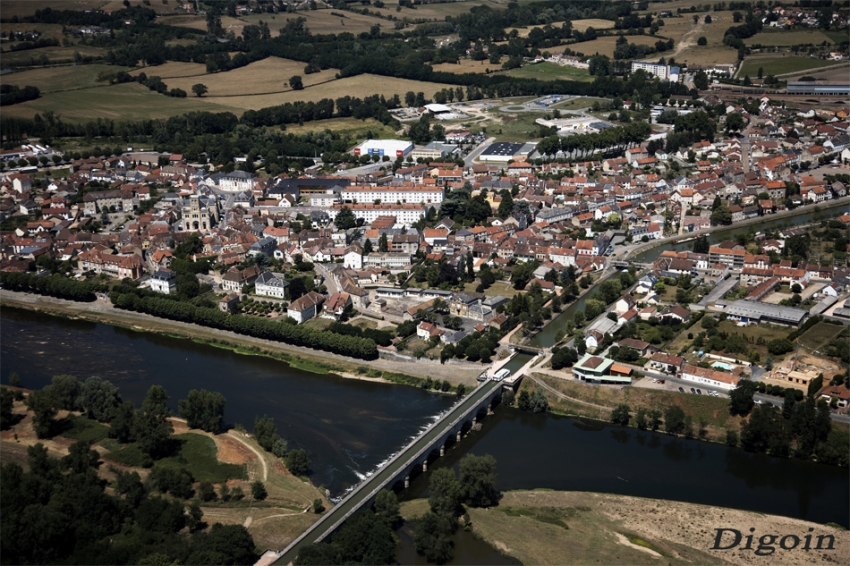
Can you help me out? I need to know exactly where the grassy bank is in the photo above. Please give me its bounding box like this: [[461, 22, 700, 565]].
[[401, 490, 849, 566]]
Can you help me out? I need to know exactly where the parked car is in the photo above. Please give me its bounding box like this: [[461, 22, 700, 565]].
[[678, 387, 684, 392], [696, 389, 702, 395], [690, 387, 696, 393]]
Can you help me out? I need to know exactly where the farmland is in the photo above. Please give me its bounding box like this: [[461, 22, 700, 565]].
[[0, 81, 233, 122], [160, 57, 339, 97], [798, 321, 846, 351], [571, 35, 660, 59], [571, 19, 617, 32], [130, 61, 207, 79], [0, 44, 106, 67], [281, 117, 399, 138], [500, 62, 593, 82], [737, 55, 841, 78], [240, 10, 389, 35], [746, 29, 836, 47], [157, 14, 248, 37], [186, 74, 457, 113], [0, 64, 130, 93], [431, 58, 507, 74]]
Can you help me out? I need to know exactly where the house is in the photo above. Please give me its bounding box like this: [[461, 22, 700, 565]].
[[221, 265, 261, 292], [322, 292, 352, 320], [219, 293, 241, 312], [255, 271, 288, 299], [661, 305, 691, 324], [649, 352, 684, 374], [417, 321, 441, 339], [617, 338, 652, 357], [681, 363, 740, 391], [287, 291, 325, 323], [820, 385, 850, 408], [572, 354, 630, 384], [150, 269, 177, 294], [613, 294, 636, 315], [635, 274, 658, 294]]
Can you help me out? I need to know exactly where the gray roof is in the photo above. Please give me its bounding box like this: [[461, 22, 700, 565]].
[[724, 300, 808, 324]]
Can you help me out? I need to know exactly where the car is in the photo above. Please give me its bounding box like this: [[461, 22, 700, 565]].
[[652, 378, 658, 383], [658, 379, 665, 384], [696, 389, 702, 395], [678, 386, 684, 392], [754, 399, 764, 405], [690, 387, 696, 393]]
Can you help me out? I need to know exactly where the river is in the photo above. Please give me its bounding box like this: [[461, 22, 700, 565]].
[[2, 309, 847, 529]]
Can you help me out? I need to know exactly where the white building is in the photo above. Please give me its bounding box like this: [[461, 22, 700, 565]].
[[363, 252, 413, 269], [255, 272, 288, 299], [341, 186, 444, 205], [354, 139, 414, 158], [214, 170, 255, 192], [328, 204, 427, 226], [631, 62, 680, 82], [681, 364, 740, 391], [150, 269, 177, 294]]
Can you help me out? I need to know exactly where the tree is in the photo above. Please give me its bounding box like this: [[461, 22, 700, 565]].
[[497, 190, 514, 219], [458, 454, 499, 508], [289, 75, 303, 90], [610, 404, 631, 426], [697, 36, 707, 46], [198, 480, 217, 502], [285, 448, 310, 476], [428, 467, 463, 521], [50, 375, 81, 410], [254, 415, 279, 452], [134, 385, 174, 458], [378, 233, 388, 253], [374, 489, 400, 526], [335, 205, 356, 230], [711, 204, 732, 225], [767, 339, 793, 355], [725, 112, 745, 134], [26, 388, 57, 438], [704, 14, 712, 23], [729, 381, 756, 416], [362, 238, 373, 255], [694, 70, 709, 90], [191, 83, 208, 97], [110, 401, 137, 443], [179, 389, 226, 433], [313, 498, 325, 513], [414, 512, 455, 564], [251, 480, 267, 501], [663, 406, 686, 435], [78, 376, 122, 422]]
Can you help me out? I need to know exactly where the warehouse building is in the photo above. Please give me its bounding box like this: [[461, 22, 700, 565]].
[[478, 142, 536, 163], [721, 299, 808, 327], [785, 82, 850, 96], [353, 139, 414, 158]]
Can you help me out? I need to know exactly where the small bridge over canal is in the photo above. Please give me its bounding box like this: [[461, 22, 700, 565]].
[[273, 379, 506, 565]]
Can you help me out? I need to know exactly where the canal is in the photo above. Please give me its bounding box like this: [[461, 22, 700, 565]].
[[2, 310, 846, 529]]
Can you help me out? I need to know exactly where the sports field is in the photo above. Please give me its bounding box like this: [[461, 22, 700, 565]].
[[160, 57, 338, 97], [738, 55, 841, 78], [501, 62, 593, 82]]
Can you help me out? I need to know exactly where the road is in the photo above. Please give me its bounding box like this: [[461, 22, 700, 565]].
[[464, 136, 495, 167]]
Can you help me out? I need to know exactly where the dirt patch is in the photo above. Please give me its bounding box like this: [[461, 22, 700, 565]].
[[216, 435, 256, 465]]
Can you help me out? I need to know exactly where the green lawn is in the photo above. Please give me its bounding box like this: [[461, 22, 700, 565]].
[[738, 56, 838, 77], [502, 62, 593, 82], [303, 317, 333, 330], [154, 433, 247, 483], [552, 97, 606, 111], [59, 414, 110, 443]]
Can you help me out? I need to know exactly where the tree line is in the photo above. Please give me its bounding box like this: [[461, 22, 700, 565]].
[[0, 271, 107, 302], [109, 290, 379, 360], [536, 122, 652, 158], [0, 84, 41, 106]]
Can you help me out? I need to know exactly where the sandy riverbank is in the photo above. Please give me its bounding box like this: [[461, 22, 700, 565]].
[[0, 290, 482, 387], [402, 490, 849, 566]]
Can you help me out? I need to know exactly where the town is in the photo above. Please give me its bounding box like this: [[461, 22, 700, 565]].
[[1, 1, 850, 564]]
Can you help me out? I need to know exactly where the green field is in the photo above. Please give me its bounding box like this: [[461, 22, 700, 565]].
[[59, 414, 110, 443], [1, 64, 131, 93], [738, 56, 839, 77], [154, 433, 247, 483], [1, 45, 106, 67], [798, 321, 846, 350], [0, 82, 232, 122], [553, 97, 604, 111], [746, 29, 836, 47], [502, 62, 593, 82]]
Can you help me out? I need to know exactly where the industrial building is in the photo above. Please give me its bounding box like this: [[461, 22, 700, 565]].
[[353, 139, 414, 158], [478, 142, 536, 163], [785, 82, 850, 96], [720, 299, 808, 327]]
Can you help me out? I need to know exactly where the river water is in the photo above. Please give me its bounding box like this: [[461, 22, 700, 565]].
[[2, 309, 847, 529]]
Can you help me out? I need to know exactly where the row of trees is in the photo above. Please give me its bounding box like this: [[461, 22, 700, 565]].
[[536, 122, 652, 158], [0, 271, 107, 301], [110, 291, 379, 360], [0, 84, 40, 106]]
